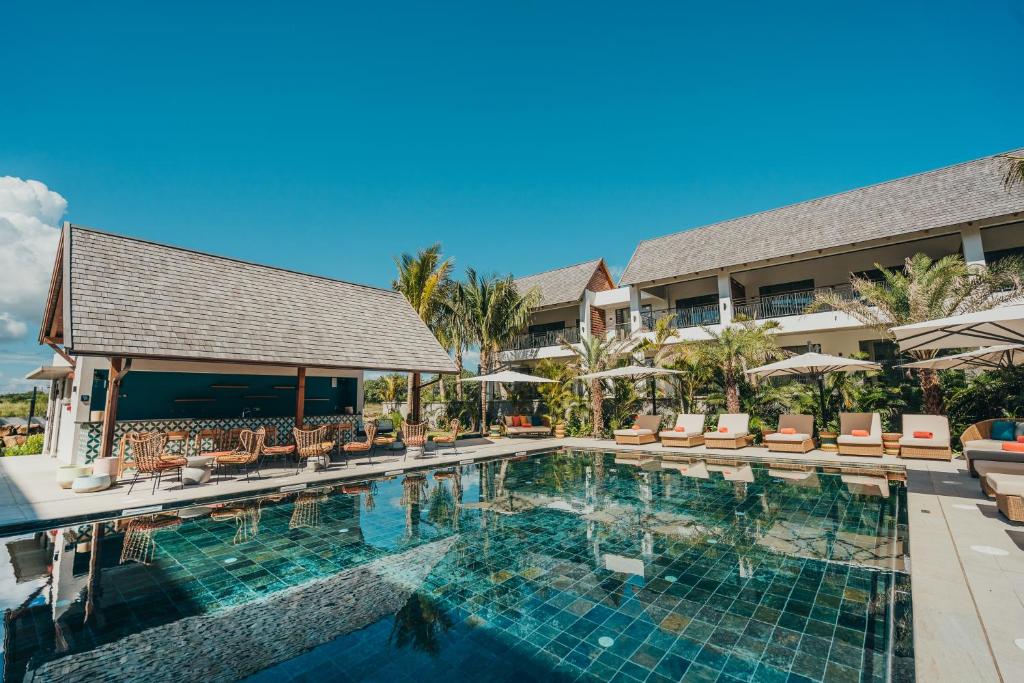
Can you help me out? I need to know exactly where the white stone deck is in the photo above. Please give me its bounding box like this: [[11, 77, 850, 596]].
[[0, 436, 1021, 682]]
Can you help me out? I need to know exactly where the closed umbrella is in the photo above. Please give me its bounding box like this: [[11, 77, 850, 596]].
[[745, 352, 881, 429], [890, 304, 1024, 352], [899, 344, 1024, 371]]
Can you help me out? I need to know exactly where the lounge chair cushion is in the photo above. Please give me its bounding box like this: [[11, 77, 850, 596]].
[[965, 439, 1024, 464], [985, 473, 1024, 497], [837, 434, 882, 445], [840, 412, 882, 439], [672, 414, 707, 434], [973, 461, 1024, 477], [660, 430, 700, 438], [765, 432, 811, 443], [614, 428, 654, 437], [902, 414, 950, 444], [898, 435, 951, 448], [507, 426, 551, 435], [705, 430, 749, 439]]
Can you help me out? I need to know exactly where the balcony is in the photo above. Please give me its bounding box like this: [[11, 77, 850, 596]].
[[733, 284, 856, 321], [502, 326, 580, 351], [641, 304, 721, 331]]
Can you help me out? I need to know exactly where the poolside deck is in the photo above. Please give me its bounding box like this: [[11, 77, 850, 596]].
[[0, 437, 1021, 682]]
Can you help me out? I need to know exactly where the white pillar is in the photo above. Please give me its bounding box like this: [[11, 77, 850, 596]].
[[629, 286, 643, 333], [580, 292, 592, 342], [961, 225, 986, 268], [717, 272, 733, 325]]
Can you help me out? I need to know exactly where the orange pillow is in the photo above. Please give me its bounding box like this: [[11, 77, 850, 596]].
[[674, 426, 685, 432], [913, 431, 933, 439], [632, 423, 640, 430], [851, 429, 869, 437], [780, 427, 797, 435], [718, 426, 728, 433], [1001, 442, 1024, 452], [1018, 436, 1024, 443]]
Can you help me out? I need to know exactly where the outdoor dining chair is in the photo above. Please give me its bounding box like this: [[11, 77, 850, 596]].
[[403, 421, 427, 460], [342, 421, 377, 464], [433, 419, 461, 454], [293, 425, 334, 473], [124, 432, 188, 495], [212, 427, 266, 483]]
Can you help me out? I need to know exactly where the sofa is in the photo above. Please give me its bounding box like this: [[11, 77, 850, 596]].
[[503, 415, 552, 437], [960, 418, 1024, 476]]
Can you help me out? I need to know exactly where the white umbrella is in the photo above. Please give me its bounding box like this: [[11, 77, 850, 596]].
[[577, 364, 687, 380], [891, 304, 1024, 352], [746, 352, 881, 427], [899, 344, 1024, 371], [460, 370, 555, 383]]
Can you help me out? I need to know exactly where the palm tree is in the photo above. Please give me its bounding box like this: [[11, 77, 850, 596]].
[[435, 280, 474, 400], [460, 268, 540, 427], [813, 253, 1024, 413], [697, 320, 782, 414], [392, 244, 453, 419], [1001, 153, 1024, 191], [665, 348, 714, 413], [563, 334, 633, 437]]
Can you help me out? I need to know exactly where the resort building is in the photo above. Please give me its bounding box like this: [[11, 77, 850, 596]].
[[504, 149, 1024, 366], [30, 225, 455, 465]]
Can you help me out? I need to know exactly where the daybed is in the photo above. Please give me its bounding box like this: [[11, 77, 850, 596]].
[[837, 412, 883, 457], [659, 414, 706, 448], [764, 414, 815, 453], [613, 415, 662, 445]]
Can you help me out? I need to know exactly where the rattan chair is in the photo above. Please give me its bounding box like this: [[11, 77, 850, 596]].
[[164, 430, 190, 458], [195, 429, 225, 456], [293, 425, 334, 473], [124, 432, 188, 495], [212, 427, 266, 482], [342, 422, 378, 464], [433, 419, 461, 454]]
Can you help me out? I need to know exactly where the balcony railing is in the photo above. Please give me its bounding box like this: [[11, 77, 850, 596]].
[[641, 304, 721, 331], [502, 326, 580, 351], [733, 284, 856, 321]]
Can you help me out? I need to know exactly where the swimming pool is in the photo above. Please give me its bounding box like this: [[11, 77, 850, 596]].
[[0, 449, 912, 682]]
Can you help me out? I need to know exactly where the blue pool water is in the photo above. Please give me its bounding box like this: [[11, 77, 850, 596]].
[[0, 450, 912, 682]]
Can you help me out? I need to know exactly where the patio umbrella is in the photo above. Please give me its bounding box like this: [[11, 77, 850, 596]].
[[890, 304, 1024, 352], [459, 370, 555, 383], [577, 364, 687, 411], [899, 344, 1024, 371], [745, 352, 881, 428]]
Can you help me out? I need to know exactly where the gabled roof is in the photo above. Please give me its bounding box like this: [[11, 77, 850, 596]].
[[43, 225, 456, 373], [621, 149, 1024, 286], [514, 258, 611, 308]]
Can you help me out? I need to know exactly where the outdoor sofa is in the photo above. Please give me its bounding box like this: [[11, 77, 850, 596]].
[[981, 472, 1024, 522], [764, 414, 815, 453], [614, 415, 661, 445], [659, 414, 706, 448], [960, 418, 1024, 476], [704, 413, 751, 450], [897, 414, 952, 460], [503, 415, 552, 437], [837, 412, 883, 457]]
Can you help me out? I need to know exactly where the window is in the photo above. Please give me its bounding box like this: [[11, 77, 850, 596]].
[[783, 343, 821, 355], [528, 321, 565, 335], [675, 294, 719, 326], [759, 279, 814, 297], [985, 246, 1024, 264], [859, 339, 899, 363]]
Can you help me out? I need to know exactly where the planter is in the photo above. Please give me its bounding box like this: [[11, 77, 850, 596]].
[[92, 457, 118, 478], [57, 465, 92, 489], [882, 432, 902, 456], [819, 432, 838, 452], [554, 424, 566, 439]]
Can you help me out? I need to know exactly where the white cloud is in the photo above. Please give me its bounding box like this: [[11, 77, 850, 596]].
[[0, 177, 65, 341]]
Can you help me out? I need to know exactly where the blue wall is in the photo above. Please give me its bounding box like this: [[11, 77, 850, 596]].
[[91, 371, 358, 420]]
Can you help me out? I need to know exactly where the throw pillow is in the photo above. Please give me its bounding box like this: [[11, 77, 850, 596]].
[[851, 429, 869, 437], [674, 426, 684, 432], [992, 420, 1016, 441], [718, 426, 728, 433], [912, 431, 933, 439], [1001, 442, 1024, 453], [780, 427, 797, 435], [530, 415, 542, 427]]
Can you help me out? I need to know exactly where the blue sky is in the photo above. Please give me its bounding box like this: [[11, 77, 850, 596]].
[[1, 1, 1022, 389]]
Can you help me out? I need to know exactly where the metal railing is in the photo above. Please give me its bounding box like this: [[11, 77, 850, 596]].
[[641, 304, 721, 331], [733, 284, 856, 321], [502, 326, 580, 351], [612, 322, 633, 339]]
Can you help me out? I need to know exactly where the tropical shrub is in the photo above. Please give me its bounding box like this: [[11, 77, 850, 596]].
[[3, 434, 43, 456]]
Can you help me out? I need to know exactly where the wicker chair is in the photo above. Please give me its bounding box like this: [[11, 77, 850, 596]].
[[403, 421, 428, 460], [342, 422, 378, 464], [212, 427, 266, 482], [164, 430, 190, 458], [195, 429, 225, 456], [262, 425, 296, 460], [433, 419, 461, 454], [293, 425, 334, 473], [124, 432, 188, 495], [960, 418, 1024, 476]]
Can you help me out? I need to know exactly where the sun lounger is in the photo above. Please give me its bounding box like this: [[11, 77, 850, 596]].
[[960, 418, 1024, 475], [659, 414, 706, 448], [983, 473, 1024, 522], [614, 415, 661, 445], [974, 461, 1024, 496], [837, 413, 883, 457], [707, 463, 754, 483], [898, 414, 952, 460], [704, 413, 750, 450], [764, 414, 814, 453], [841, 473, 889, 498]]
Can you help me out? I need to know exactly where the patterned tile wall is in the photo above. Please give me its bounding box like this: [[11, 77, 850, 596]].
[[79, 414, 361, 463]]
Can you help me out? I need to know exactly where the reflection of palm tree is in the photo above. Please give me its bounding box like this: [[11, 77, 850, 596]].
[[364, 482, 378, 512], [426, 482, 456, 528], [402, 475, 428, 539], [388, 592, 454, 657]]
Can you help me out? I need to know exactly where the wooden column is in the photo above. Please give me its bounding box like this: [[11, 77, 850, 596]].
[[98, 358, 125, 462], [295, 367, 307, 429], [411, 372, 421, 423]]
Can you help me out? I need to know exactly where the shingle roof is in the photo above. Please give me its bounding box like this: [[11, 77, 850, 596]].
[[60, 225, 457, 373], [620, 149, 1024, 286], [514, 259, 605, 308]]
